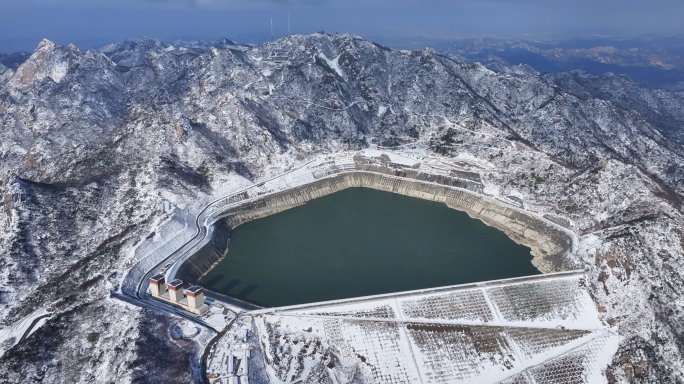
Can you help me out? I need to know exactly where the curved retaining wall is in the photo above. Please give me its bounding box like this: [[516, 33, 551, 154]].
[[173, 219, 231, 285], [176, 170, 574, 286]]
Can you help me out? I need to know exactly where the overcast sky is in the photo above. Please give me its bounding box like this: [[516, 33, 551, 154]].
[[1, 0, 683, 53]]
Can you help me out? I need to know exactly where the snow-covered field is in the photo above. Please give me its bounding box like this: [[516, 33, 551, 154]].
[[207, 272, 620, 384]]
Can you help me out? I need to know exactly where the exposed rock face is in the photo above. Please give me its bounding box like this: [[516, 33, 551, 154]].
[[0, 34, 683, 382]]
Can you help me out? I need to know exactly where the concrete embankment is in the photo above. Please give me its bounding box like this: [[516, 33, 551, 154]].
[[173, 219, 231, 286], [176, 168, 574, 285]]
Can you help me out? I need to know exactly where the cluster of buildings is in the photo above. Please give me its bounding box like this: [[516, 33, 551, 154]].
[[149, 274, 209, 315], [150, 273, 253, 382], [206, 323, 254, 384], [207, 343, 252, 383]]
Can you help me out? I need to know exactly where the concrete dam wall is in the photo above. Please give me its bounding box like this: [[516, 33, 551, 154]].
[[176, 166, 574, 286], [173, 219, 231, 286]]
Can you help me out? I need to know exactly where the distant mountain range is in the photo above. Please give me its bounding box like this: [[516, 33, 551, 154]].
[[4, 34, 684, 89], [376, 34, 684, 90]]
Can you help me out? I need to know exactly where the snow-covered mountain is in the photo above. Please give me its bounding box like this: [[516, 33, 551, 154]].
[[544, 70, 684, 146], [0, 33, 683, 383]]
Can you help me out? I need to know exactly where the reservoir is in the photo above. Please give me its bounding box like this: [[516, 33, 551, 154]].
[[200, 187, 540, 307]]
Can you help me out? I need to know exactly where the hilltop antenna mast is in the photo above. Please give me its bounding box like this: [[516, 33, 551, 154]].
[[288, 11, 290, 35], [270, 18, 274, 40]]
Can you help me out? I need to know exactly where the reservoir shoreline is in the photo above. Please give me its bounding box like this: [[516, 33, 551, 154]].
[[173, 158, 575, 306], [200, 187, 542, 306]]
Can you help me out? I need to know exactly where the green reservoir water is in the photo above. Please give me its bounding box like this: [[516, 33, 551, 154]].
[[200, 187, 540, 307]]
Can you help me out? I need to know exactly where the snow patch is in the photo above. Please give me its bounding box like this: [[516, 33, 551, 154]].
[[377, 105, 388, 117], [317, 53, 346, 80], [49, 61, 68, 83]]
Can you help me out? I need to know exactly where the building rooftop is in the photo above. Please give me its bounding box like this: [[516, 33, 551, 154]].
[[150, 273, 165, 283], [186, 285, 204, 294], [167, 279, 183, 288], [270, 56, 289, 63]]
